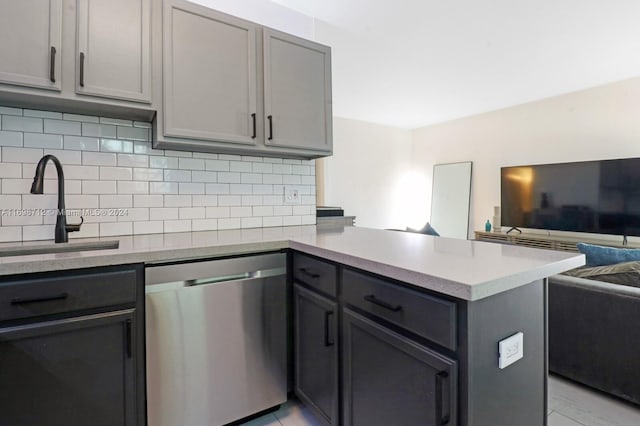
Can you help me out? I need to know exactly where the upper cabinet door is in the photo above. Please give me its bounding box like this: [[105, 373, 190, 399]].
[[76, 0, 152, 103], [0, 0, 62, 91], [263, 28, 332, 153], [163, 0, 258, 146]]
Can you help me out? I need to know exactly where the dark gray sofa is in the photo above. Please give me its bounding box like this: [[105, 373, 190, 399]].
[[548, 272, 640, 405]]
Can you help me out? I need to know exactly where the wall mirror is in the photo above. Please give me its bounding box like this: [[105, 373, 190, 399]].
[[430, 161, 473, 239]]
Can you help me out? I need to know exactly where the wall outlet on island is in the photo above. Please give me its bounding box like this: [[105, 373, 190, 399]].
[[498, 332, 524, 369], [284, 186, 301, 204]]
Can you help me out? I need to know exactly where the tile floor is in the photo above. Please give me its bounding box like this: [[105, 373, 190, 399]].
[[242, 374, 640, 425]]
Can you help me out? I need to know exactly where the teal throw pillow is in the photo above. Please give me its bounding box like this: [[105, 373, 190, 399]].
[[576, 242, 640, 267]]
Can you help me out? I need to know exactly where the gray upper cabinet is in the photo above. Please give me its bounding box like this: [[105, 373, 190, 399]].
[[0, 0, 62, 91], [76, 0, 152, 103], [162, 0, 258, 145], [263, 28, 332, 153]]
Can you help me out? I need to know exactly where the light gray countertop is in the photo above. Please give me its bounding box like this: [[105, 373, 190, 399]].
[[0, 226, 584, 301]]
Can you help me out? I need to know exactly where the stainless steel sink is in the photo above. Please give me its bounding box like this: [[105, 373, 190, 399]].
[[0, 240, 119, 257]]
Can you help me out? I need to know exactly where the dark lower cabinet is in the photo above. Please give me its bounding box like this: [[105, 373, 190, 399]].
[[0, 264, 145, 426], [294, 284, 339, 425], [0, 310, 137, 426], [342, 309, 457, 426]]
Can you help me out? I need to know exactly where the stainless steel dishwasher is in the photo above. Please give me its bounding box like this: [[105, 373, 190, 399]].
[[144, 252, 287, 426]]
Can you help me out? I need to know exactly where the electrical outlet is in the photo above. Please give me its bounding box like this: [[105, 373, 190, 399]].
[[284, 186, 301, 204], [498, 332, 524, 369]]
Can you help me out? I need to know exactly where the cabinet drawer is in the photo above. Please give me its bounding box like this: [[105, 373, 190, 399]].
[[0, 267, 138, 322], [292, 252, 337, 297], [342, 268, 457, 350]]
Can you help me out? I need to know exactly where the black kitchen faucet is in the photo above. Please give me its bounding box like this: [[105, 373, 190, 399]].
[[30, 154, 83, 243]]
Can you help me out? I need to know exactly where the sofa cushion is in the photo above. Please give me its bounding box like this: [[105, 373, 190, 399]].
[[407, 222, 440, 236], [576, 242, 640, 267], [562, 260, 640, 288]]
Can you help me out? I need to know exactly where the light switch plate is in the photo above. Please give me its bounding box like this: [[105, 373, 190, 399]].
[[498, 332, 524, 369]]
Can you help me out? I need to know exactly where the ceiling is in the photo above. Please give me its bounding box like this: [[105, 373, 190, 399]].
[[272, 0, 640, 129]]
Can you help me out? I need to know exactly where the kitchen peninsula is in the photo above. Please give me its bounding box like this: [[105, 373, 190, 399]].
[[0, 226, 583, 426]]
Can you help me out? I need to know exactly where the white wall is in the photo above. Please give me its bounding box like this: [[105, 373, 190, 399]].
[[411, 77, 640, 237], [322, 117, 421, 229]]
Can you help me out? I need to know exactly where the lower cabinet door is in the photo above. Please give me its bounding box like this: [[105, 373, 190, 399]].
[[0, 309, 137, 426], [294, 284, 339, 425], [342, 308, 457, 426]]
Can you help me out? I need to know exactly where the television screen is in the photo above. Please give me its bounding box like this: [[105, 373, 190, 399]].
[[501, 158, 640, 236]]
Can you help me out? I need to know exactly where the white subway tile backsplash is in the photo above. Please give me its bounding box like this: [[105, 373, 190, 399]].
[[191, 171, 217, 183], [134, 194, 164, 208], [117, 126, 149, 141], [100, 222, 133, 237], [150, 156, 179, 169], [100, 117, 132, 127], [241, 217, 262, 228], [44, 119, 81, 136], [192, 195, 217, 207], [0, 106, 23, 116], [230, 161, 252, 172], [179, 207, 205, 220], [82, 151, 117, 166], [82, 123, 117, 138], [179, 182, 204, 195], [118, 153, 148, 167], [100, 195, 133, 208], [133, 168, 163, 181], [63, 113, 99, 123], [24, 133, 63, 149], [150, 208, 179, 221], [206, 206, 230, 218], [178, 158, 205, 170], [64, 136, 99, 151], [0, 226, 22, 242], [164, 219, 191, 233], [150, 182, 178, 194], [192, 218, 218, 231], [100, 167, 133, 181], [0, 106, 315, 242], [164, 195, 192, 207], [2, 116, 42, 133], [117, 181, 149, 194], [82, 180, 117, 194], [22, 224, 55, 241], [3, 147, 44, 163], [65, 165, 100, 180], [134, 221, 163, 235], [0, 131, 23, 147], [0, 163, 22, 178], [218, 218, 241, 230]]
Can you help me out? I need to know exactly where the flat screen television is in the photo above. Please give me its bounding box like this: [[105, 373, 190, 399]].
[[501, 158, 640, 237]]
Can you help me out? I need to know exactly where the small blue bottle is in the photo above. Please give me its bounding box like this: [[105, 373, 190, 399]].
[[485, 220, 492, 232]]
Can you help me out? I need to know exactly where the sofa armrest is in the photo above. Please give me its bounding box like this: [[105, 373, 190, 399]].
[[549, 273, 640, 298]]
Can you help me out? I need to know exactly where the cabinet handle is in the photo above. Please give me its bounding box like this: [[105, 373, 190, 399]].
[[251, 113, 257, 139], [267, 115, 273, 140], [324, 310, 334, 346], [436, 371, 450, 425], [11, 292, 68, 305], [49, 46, 56, 83], [125, 319, 132, 358], [79, 52, 85, 87], [363, 294, 402, 312], [299, 267, 320, 279]]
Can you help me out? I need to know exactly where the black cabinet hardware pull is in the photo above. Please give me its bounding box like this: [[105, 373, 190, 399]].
[[49, 46, 56, 83], [79, 52, 85, 87], [364, 294, 402, 312], [436, 371, 450, 425], [125, 319, 132, 358], [251, 113, 256, 139], [299, 267, 320, 279], [267, 115, 273, 140], [11, 292, 68, 305], [324, 311, 334, 346]]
